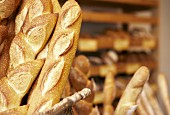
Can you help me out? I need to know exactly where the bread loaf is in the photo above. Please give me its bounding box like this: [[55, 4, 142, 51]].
[[144, 83, 164, 115], [0, 105, 28, 115], [103, 71, 116, 115], [0, 0, 59, 112], [0, 0, 20, 19], [157, 73, 170, 115], [27, 0, 82, 114], [114, 66, 150, 115], [0, 59, 44, 112], [10, 0, 58, 70]]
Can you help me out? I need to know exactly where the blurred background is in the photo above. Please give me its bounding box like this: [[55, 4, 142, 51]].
[[160, 0, 170, 86]]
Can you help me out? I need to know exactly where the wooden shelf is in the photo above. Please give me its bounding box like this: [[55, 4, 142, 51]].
[[90, 61, 156, 76], [83, 11, 158, 25], [95, 0, 158, 7], [78, 37, 156, 52]]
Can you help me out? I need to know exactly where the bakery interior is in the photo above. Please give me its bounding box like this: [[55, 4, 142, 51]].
[[0, 0, 170, 115]]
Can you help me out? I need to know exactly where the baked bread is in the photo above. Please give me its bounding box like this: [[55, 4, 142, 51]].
[[0, 59, 44, 112], [0, 15, 16, 79], [0, 0, 59, 112], [27, 0, 82, 114], [157, 73, 170, 115], [0, 0, 20, 20], [144, 83, 164, 115], [0, 105, 28, 115], [137, 90, 154, 115], [114, 66, 150, 115], [0, 26, 7, 55], [103, 71, 116, 115]]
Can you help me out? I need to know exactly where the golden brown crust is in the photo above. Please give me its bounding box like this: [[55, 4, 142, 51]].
[[73, 55, 91, 75], [157, 73, 170, 115], [144, 83, 164, 115], [103, 105, 114, 115], [0, 25, 8, 56], [0, 13, 16, 79], [103, 71, 116, 115], [0, 105, 28, 115], [114, 66, 150, 115], [0, 60, 44, 112], [69, 55, 94, 103], [0, 0, 58, 110], [0, 0, 21, 19], [27, 0, 82, 114], [73, 100, 93, 115], [103, 71, 116, 105]]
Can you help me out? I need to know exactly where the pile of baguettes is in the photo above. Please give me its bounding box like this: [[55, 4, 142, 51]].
[[0, 0, 84, 114], [0, 0, 169, 115]]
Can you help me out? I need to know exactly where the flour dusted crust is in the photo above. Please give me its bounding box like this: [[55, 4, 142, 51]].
[[114, 66, 150, 115], [27, 0, 82, 114], [0, 0, 59, 112], [41, 58, 65, 95]]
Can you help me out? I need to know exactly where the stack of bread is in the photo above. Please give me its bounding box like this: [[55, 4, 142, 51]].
[[0, 0, 84, 114]]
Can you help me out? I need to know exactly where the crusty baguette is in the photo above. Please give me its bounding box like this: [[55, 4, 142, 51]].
[[114, 66, 150, 115], [0, 59, 44, 112], [103, 71, 116, 115], [157, 73, 170, 115], [27, 0, 82, 114], [36, 0, 62, 60], [10, 0, 58, 70], [0, 105, 28, 115], [0, 0, 20, 19], [138, 90, 154, 115], [0, 0, 58, 111], [136, 98, 148, 115], [144, 83, 164, 115], [103, 71, 116, 105]]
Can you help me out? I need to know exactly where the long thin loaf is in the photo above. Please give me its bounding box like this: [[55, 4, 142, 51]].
[[157, 73, 170, 115], [114, 66, 150, 115], [27, 0, 82, 114], [0, 0, 59, 112]]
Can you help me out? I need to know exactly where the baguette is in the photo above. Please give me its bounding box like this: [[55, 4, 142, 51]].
[[144, 83, 164, 115], [7, 0, 58, 92], [157, 73, 170, 115], [0, 59, 44, 112], [0, 0, 20, 19], [0, 105, 28, 115], [27, 0, 82, 114], [0, 0, 58, 111], [138, 90, 154, 115], [136, 99, 148, 115], [103, 71, 116, 115], [114, 66, 150, 115]]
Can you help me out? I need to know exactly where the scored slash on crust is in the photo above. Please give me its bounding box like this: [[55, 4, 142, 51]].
[[61, 5, 81, 28]]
